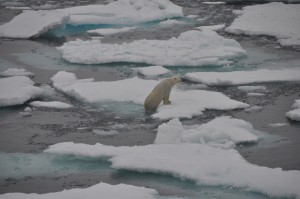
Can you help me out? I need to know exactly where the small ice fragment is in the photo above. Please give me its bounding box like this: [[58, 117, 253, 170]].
[[93, 129, 119, 136], [268, 123, 288, 127], [245, 106, 263, 112], [19, 111, 32, 117], [24, 107, 32, 112]]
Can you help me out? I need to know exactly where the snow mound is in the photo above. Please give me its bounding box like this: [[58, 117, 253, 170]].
[[51, 71, 248, 119], [226, 2, 300, 46], [184, 69, 300, 86], [0, 76, 43, 107], [87, 27, 136, 36], [45, 142, 300, 199], [0, 68, 34, 77], [132, 66, 170, 77], [286, 99, 300, 121], [63, 0, 183, 25], [29, 101, 73, 109], [0, 10, 69, 39], [155, 116, 258, 147], [57, 30, 246, 66], [0, 182, 157, 199]]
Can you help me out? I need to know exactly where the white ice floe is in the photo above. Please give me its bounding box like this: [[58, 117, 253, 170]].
[[196, 24, 226, 31], [226, 2, 300, 46], [51, 71, 248, 119], [93, 129, 119, 136], [0, 76, 43, 107], [132, 65, 170, 77], [45, 142, 300, 199], [269, 123, 288, 127], [0, 182, 157, 199], [0, 10, 69, 39], [237, 85, 266, 92], [63, 0, 183, 25], [247, 93, 265, 97], [155, 116, 259, 147], [0, 68, 34, 78], [29, 101, 73, 109], [184, 69, 300, 86], [58, 30, 246, 66], [186, 15, 198, 19], [286, 99, 300, 121], [87, 27, 136, 36], [158, 19, 187, 27]]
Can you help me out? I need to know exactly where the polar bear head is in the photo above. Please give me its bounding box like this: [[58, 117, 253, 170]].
[[170, 76, 182, 85]]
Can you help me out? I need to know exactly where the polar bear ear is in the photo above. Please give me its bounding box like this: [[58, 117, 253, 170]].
[[173, 76, 182, 83]]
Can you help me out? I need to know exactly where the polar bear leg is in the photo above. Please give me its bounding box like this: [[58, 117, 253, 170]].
[[163, 89, 171, 105]]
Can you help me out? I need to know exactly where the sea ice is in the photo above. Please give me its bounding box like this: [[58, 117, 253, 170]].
[[0, 10, 69, 39], [158, 19, 187, 27], [132, 65, 171, 77], [0, 182, 157, 199], [92, 129, 119, 137], [0, 68, 34, 78], [29, 101, 73, 109], [0, 76, 43, 107], [57, 30, 246, 66], [184, 69, 300, 86], [196, 24, 226, 31], [155, 116, 259, 147], [203, 1, 226, 4], [87, 27, 136, 36], [244, 106, 263, 113], [226, 2, 300, 46], [268, 123, 288, 127], [45, 142, 300, 199], [286, 99, 300, 121], [247, 93, 265, 97], [237, 85, 266, 92], [51, 71, 248, 119]]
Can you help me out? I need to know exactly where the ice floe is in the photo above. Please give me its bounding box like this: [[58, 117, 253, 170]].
[[269, 123, 288, 127], [158, 19, 187, 27], [0, 76, 43, 107], [247, 93, 265, 97], [203, 1, 226, 4], [93, 129, 119, 137], [226, 2, 300, 46], [286, 99, 300, 121], [196, 24, 226, 31], [0, 68, 34, 78], [45, 142, 300, 199], [0, 10, 69, 39], [51, 71, 248, 119], [155, 116, 259, 147], [244, 106, 263, 113], [237, 85, 266, 92], [87, 27, 136, 36], [184, 69, 300, 86], [0, 182, 157, 199], [132, 65, 171, 77], [58, 30, 246, 66], [29, 101, 73, 109]]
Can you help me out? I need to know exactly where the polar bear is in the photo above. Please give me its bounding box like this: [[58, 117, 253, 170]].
[[144, 76, 182, 112]]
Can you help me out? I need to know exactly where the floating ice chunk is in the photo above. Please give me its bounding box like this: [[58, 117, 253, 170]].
[[226, 3, 300, 46], [51, 71, 248, 119], [155, 116, 258, 146], [24, 107, 32, 112], [0, 10, 69, 39], [245, 106, 263, 112], [87, 27, 136, 36], [5, 6, 31, 10], [237, 85, 266, 92], [63, 0, 183, 25], [196, 24, 226, 31], [0, 68, 34, 78], [186, 15, 198, 19], [203, 1, 226, 4], [19, 111, 32, 117], [0, 76, 43, 107], [45, 142, 300, 199], [269, 123, 288, 127], [93, 129, 119, 137], [0, 182, 157, 199], [29, 101, 73, 109], [132, 66, 170, 77], [158, 19, 187, 27], [58, 30, 246, 66], [247, 93, 265, 97], [286, 99, 300, 121], [184, 69, 300, 86]]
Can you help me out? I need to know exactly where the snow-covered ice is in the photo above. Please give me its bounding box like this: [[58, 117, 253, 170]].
[[45, 142, 300, 199], [196, 24, 226, 31], [158, 19, 187, 27], [184, 69, 300, 86], [0, 182, 157, 199], [58, 30, 246, 66], [0, 68, 34, 78], [87, 27, 136, 36], [237, 85, 266, 92], [92, 129, 119, 137], [269, 123, 288, 127], [0, 10, 69, 39], [226, 2, 300, 46], [286, 99, 300, 121], [132, 66, 170, 77], [0, 76, 43, 107], [155, 116, 259, 147], [51, 71, 248, 119], [29, 101, 73, 109]]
